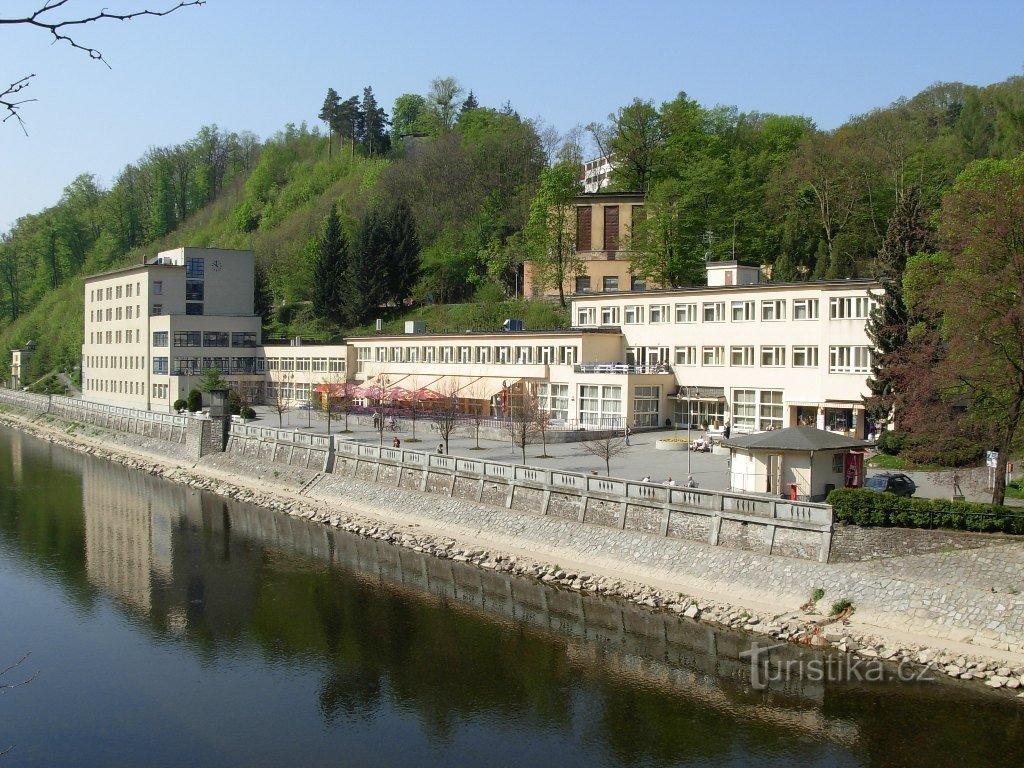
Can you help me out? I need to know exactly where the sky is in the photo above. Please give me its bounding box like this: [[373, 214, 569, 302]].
[[1, 0, 1023, 232]]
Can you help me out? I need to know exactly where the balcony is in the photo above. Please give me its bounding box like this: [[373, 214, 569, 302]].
[[574, 362, 672, 375]]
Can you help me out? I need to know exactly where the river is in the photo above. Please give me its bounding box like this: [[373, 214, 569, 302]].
[[0, 426, 1020, 766]]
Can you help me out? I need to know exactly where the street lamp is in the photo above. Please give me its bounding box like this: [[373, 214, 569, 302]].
[[502, 380, 514, 454], [683, 385, 692, 476]]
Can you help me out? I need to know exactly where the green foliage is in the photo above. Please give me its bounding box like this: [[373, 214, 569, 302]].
[[828, 488, 1024, 534], [173, 399, 188, 411], [877, 430, 906, 455], [228, 390, 242, 416], [187, 389, 203, 412], [830, 598, 854, 616], [199, 368, 228, 392], [812, 588, 825, 602], [240, 406, 256, 420], [311, 206, 350, 323]]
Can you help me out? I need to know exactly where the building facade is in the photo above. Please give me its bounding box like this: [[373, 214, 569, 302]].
[[82, 247, 262, 411], [79, 250, 879, 439]]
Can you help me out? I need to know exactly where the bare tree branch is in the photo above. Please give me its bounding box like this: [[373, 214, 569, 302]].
[[1, 1, 204, 128]]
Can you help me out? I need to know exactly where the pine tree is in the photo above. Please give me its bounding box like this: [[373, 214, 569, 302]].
[[460, 90, 479, 114], [360, 86, 390, 157], [346, 206, 386, 324], [253, 262, 273, 322], [311, 206, 349, 323], [865, 187, 931, 420], [384, 199, 420, 305], [319, 88, 340, 159]]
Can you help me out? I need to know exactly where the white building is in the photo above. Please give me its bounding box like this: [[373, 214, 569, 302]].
[[79, 250, 879, 438], [82, 247, 263, 411]]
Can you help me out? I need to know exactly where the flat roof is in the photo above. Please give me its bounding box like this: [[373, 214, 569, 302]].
[[571, 278, 881, 301], [346, 327, 620, 342]]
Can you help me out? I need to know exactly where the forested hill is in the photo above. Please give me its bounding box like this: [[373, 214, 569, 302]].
[[2, 75, 1024, 383]]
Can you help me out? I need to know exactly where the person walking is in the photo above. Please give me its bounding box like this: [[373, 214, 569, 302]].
[[624, 426, 631, 446], [437, 442, 445, 454]]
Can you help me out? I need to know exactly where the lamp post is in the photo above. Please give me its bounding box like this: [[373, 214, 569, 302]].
[[683, 385, 692, 476], [502, 380, 514, 454]]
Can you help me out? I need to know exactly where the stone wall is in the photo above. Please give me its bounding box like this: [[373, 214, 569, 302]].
[[324, 436, 833, 562], [830, 524, 1015, 562]]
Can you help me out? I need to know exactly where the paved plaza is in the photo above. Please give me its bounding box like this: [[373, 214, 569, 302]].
[[251, 406, 1019, 505]]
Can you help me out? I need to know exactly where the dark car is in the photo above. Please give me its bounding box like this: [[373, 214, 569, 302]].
[[863, 472, 916, 497]]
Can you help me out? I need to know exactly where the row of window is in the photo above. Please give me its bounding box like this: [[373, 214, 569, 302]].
[[90, 330, 139, 345], [153, 331, 258, 348], [670, 345, 870, 373], [86, 378, 145, 396], [90, 282, 141, 302], [148, 356, 348, 376], [86, 355, 146, 370], [357, 344, 580, 367], [577, 296, 875, 326]]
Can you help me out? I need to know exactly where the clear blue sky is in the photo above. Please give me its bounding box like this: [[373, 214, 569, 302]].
[[1, 0, 1022, 233]]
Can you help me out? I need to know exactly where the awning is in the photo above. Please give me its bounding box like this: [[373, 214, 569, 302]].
[[427, 376, 517, 399], [673, 385, 726, 401]]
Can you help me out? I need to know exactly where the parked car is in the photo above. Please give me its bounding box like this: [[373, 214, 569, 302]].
[[863, 472, 916, 497]]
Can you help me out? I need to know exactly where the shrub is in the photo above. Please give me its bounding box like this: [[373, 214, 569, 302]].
[[828, 488, 1024, 535], [173, 399, 188, 411], [831, 598, 854, 616], [228, 390, 242, 416], [240, 406, 256, 420], [877, 430, 905, 456], [187, 389, 203, 412]]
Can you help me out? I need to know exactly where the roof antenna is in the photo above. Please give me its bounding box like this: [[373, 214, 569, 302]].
[[732, 218, 738, 260]]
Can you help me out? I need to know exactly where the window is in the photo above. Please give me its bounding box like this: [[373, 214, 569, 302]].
[[576, 207, 592, 251], [630, 276, 647, 291], [106, 287, 112, 300], [295, 358, 311, 371], [203, 357, 230, 372], [186, 280, 205, 301], [650, 304, 670, 323], [759, 390, 784, 430], [537, 383, 570, 421], [186, 303, 203, 315], [440, 346, 454, 363], [186, 257, 205, 278], [232, 332, 257, 347], [515, 346, 533, 364], [792, 346, 819, 367], [674, 303, 697, 323], [832, 453, 845, 474], [633, 385, 660, 427], [558, 346, 577, 365], [702, 346, 724, 366], [174, 331, 201, 347], [829, 346, 872, 373], [576, 306, 597, 326], [474, 347, 490, 364], [575, 276, 591, 293], [538, 346, 555, 364], [602, 276, 619, 292], [731, 346, 754, 366], [829, 296, 874, 319], [203, 331, 229, 347], [173, 357, 201, 375], [793, 298, 819, 320], [152, 357, 169, 375], [106, 308, 112, 321], [732, 389, 756, 431], [600, 306, 620, 325], [624, 305, 645, 324], [579, 385, 599, 426], [674, 346, 697, 366], [126, 306, 133, 319], [761, 300, 786, 321], [152, 281, 163, 295], [731, 300, 755, 321], [703, 302, 725, 322], [496, 346, 511, 364], [458, 346, 472, 363], [761, 346, 786, 367], [116, 286, 122, 299], [601, 385, 621, 423], [126, 283, 133, 298], [329, 358, 345, 372], [153, 331, 168, 347]]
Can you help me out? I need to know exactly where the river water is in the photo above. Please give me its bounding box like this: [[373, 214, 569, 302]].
[[0, 426, 1021, 766]]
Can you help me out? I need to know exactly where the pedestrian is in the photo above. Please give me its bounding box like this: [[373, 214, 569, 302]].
[[392, 436, 401, 448], [686, 475, 697, 488], [372, 411, 381, 430], [723, 421, 731, 440], [624, 426, 631, 446], [664, 476, 676, 486], [437, 442, 444, 454], [641, 475, 651, 483]]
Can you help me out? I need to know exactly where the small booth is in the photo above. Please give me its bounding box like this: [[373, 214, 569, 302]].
[[721, 426, 871, 502]]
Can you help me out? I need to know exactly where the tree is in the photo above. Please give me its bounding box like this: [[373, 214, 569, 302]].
[[391, 93, 429, 137], [428, 76, 464, 131], [383, 199, 420, 306], [911, 157, 1024, 504], [198, 367, 228, 392], [2, 2, 204, 131], [628, 178, 707, 287], [186, 388, 203, 413], [504, 385, 541, 464], [605, 98, 664, 192], [359, 86, 390, 157], [270, 396, 292, 429], [346, 205, 386, 324], [430, 380, 463, 454], [579, 434, 630, 476], [319, 87, 340, 159], [460, 90, 479, 114], [526, 162, 582, 307], [311, 206, 349, 323]]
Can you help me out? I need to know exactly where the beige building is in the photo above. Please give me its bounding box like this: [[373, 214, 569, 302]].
[[78, 250, 879, 438], [524, 191, 648, 299], [82, 247, 262, 412]]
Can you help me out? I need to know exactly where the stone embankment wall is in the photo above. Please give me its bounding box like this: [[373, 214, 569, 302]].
[[226, 423, 834, 562]]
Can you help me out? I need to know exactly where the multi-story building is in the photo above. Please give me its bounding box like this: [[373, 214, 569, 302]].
[[82, 247, 262, 411], [581, 155, 615, 193], [523, 191, 647, 299], [79, 249, 879, 439]]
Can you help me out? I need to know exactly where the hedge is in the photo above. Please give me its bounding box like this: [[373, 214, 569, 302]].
[[827, 488, 1024, 535]]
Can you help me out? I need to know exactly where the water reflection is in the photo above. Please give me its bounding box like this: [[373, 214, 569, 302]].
[[1, 427, 1021, 767]]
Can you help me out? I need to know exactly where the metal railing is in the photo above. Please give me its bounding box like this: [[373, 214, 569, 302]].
[[574, 362, 672, 375]]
